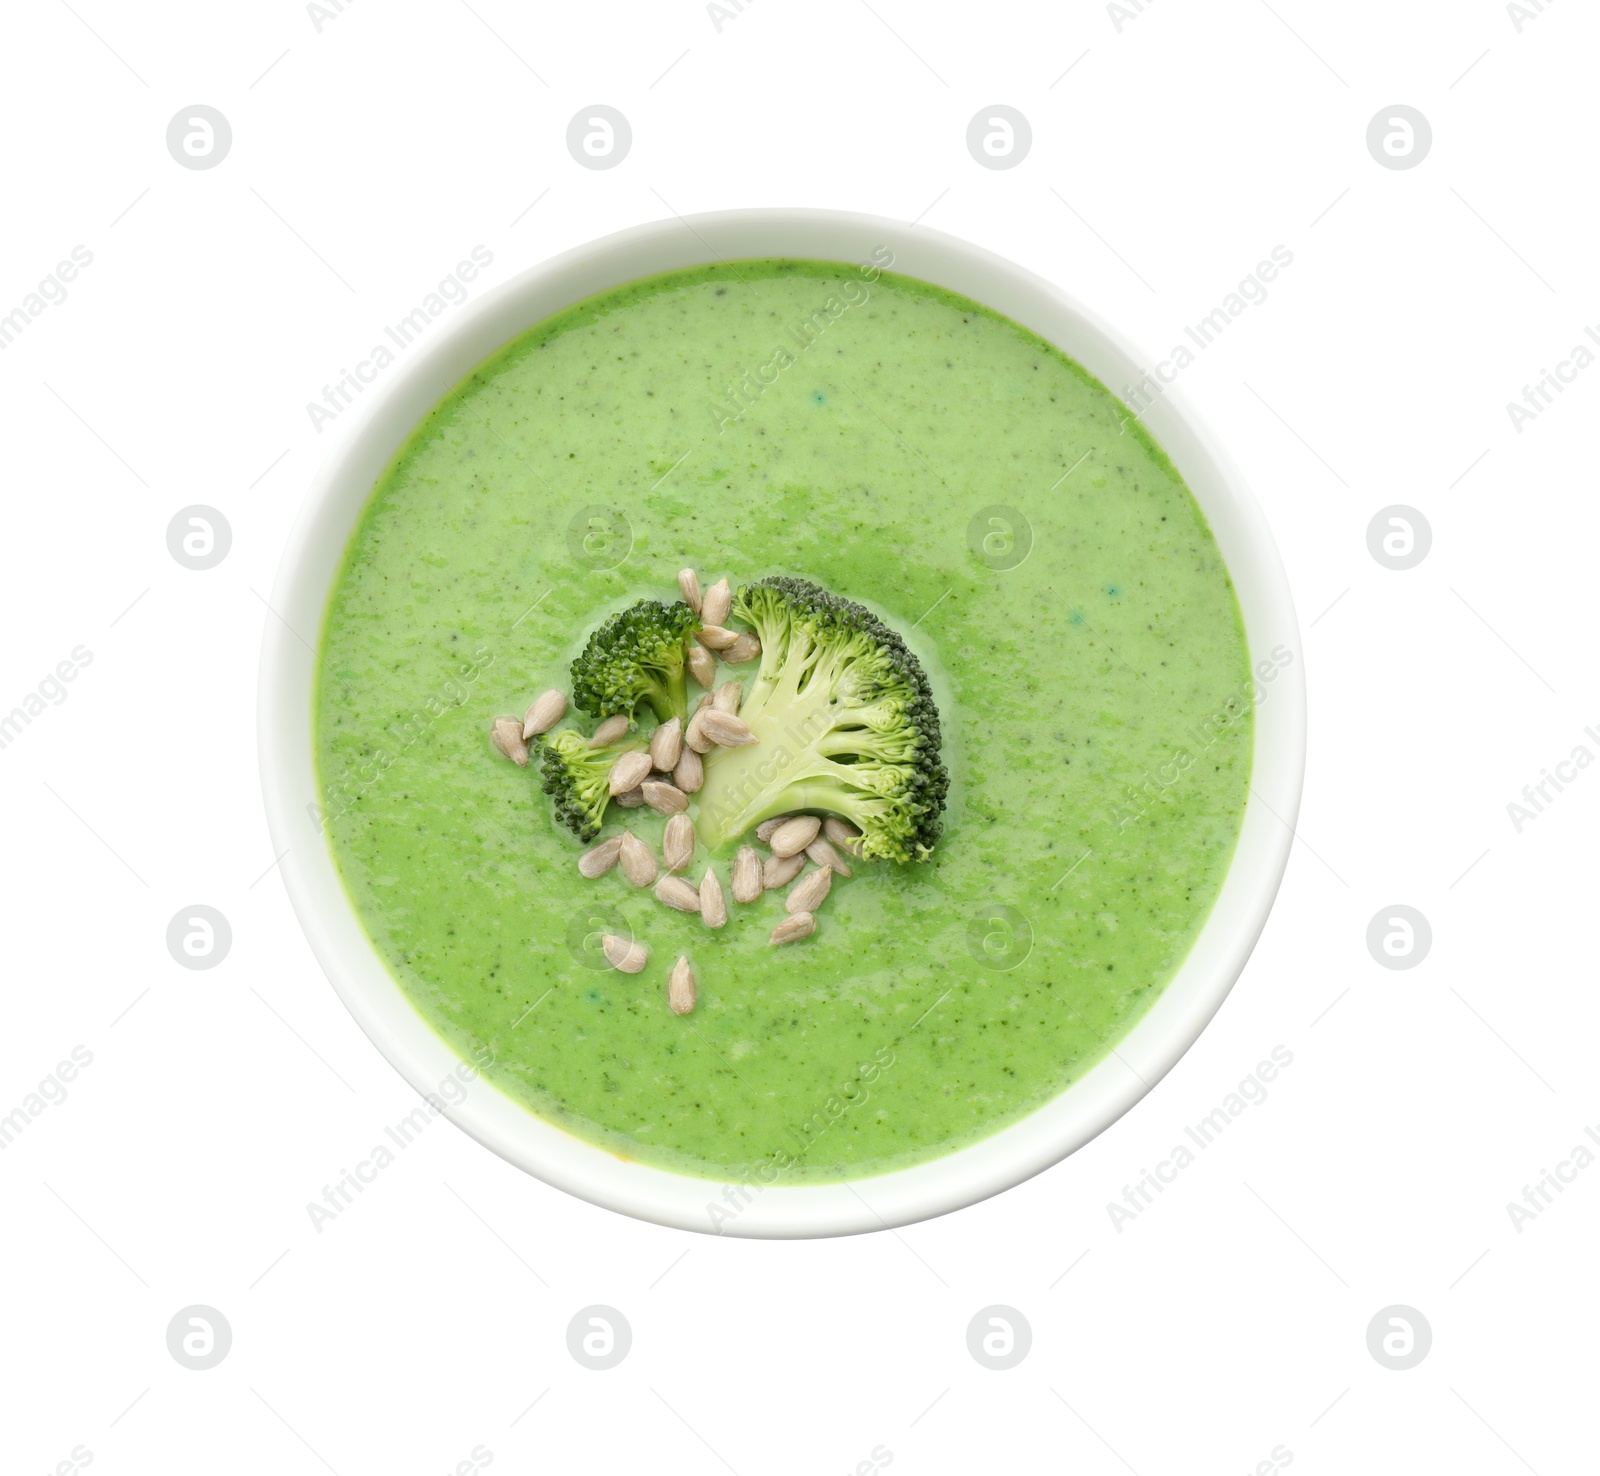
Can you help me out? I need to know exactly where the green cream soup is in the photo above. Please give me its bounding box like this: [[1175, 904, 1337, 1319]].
[[315, 258, 1255, 1184]]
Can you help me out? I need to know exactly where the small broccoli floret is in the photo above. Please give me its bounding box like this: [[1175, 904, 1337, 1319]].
[[536, 729, 632, 841], [569, 598, 698, 725], [695, 577, 949, 862]]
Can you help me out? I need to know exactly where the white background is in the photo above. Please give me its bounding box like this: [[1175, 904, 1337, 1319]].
[[2, 1, 1595, 1471]]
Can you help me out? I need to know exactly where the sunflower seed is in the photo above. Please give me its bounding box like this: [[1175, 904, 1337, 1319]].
[[673, 745, 704, 793], [702, 577, 732, 627], [642, 780, 689, 816], [655, 875, 702, 913], [723, 633, 762, 665], [695, 625, 740, 651], [615, 786, 645, 808], [668, 955, 696, 1015], [762, 851, 806, 890], [578, 835, 623, 878], [590, 714, 631, 748], [731, 845, 763, 903], [491, 716, 529, 767], [602, 933, 648, 973], [522, 689, 567, 740], [648, 716, 683, 771], [823, 816, 864, 855], [805, 838, 853, 878], [619, 831, 658, 888], [685, 707, 715, 754], [700, 710, 756, 748], [700, 867, 728, 928], [787, 866, 832, 914], [609, 749, 653, 796], [769, 912, 816, 946], [663, 813, 696, 872], [688, 644, 716, 689], [678, 569, 702, 614], [755, 816, 793, 843], [769, 815, 821, 857], [713, 681, 742, 715]]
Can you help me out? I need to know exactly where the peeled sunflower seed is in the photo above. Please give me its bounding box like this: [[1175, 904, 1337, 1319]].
[[668, 955, 696, 1015], [713, 681, 742, 715], [805, 838, 853, 878], [688, 644, 716, 689], [700, 867, 728, 929], [643, 780, 689, 816], [615, 786, 646, 808], [591, 714, 631, 748], [723, 633, 762, 665], [701, 577, 732, 627], [663, 813, 696, 872], [700, 710, 756, 748], [763, 851, 806, 890], [602, 933, 648, 973], [685, 707, 716, 754], [770, 912, 816, 947], [522, 689, 567, 740], [755, 816, 792, 843], [491, 716, 529, 767], [695, 625, 740, 651], [655, 875, 702, 913], [769, 815, 821, 857], [787, 866, 833, 915], [578, 835, 623, 879], [649, 716, 683, 771], [731, 845, 763, 903], [673, 745, 704, 793], [823, 816, 864, 855], [609, 749, 653, 796], [678, 569, 703, 614], [619, 831, 658, 888]]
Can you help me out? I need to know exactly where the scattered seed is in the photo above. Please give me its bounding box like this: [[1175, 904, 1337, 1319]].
[[663, 813, 696, 872], [678, 569, 702, 614], [723, 633, 762, 665], [805, 837, 853, 878], [700, 710, 756, 748], [673, 745, 704, 793], [763, 851, 806, 890], [491, 716, 529, 767], [770, 912, 816, 947], [655, 875, 702, 913], [787, 866, 832, 915], [685, 707, 715, 754], [702, 577, 732, 627], [700, 866, 728, 928], [522, 690, 566, 740], [643, 780, 689, 816], [619, 831, 658, 888], [578, 835, 623, 879], [731, 845, 763, 903], [649, 716, 683, 771], [602, 933, 648, 973], [688, 644, 716, 689], [609, 749, 652, 796], [770, 815, 821, 857], [713, 681, 742, 715], [824, 817, 865, 857], [615, 786, 645, 808], [755, 816, 792, 843], [695, 625, 740, 651], [668, 955, 696, 1015], [590, 714, 631, 748]]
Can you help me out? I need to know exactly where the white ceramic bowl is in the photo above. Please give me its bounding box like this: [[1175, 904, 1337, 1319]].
[[259, 209, 1306, 1238]]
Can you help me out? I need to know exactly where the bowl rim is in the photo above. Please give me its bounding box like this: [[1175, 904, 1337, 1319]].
[[258, 206, 1306, 1239]]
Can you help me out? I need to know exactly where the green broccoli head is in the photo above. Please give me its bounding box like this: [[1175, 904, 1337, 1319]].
[[569, 598, 698, 724], [696, 576, 948, 862], [536, 729, 632, 841]]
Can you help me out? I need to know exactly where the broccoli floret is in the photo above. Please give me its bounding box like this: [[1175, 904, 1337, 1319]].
[[536, 729, 632, 841], [569, 598, 698, 724], [695, 577, 949, 862]]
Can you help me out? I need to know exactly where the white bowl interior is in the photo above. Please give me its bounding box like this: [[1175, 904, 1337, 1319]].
[[259, 209, 1306, 1238]]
